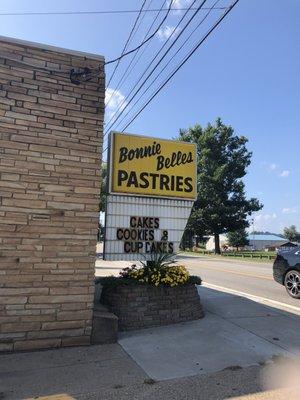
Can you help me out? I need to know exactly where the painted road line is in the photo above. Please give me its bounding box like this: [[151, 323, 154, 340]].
[[202, 282, 300, 315], [188, 265, 273, 281]]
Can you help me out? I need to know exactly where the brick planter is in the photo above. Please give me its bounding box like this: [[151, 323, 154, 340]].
[[100, 284, 204, 331]]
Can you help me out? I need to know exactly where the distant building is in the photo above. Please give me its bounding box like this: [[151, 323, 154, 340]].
[[265, 241, 299, 252], [205, 233, 294, 252], [245, 234, 288, 251]]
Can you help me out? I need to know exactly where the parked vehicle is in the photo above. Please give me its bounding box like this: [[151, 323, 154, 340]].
[[273, 248, 300, 298]]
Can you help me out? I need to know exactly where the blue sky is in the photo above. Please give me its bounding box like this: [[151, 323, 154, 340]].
[[1, 0, 299, 234]]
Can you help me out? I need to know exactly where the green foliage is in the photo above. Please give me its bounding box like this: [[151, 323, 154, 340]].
[[187, 275, 202, 285], [178, 118, 263, 253], [283, 225, 300, 242], [97, 265, 202, 288], [227, 229, 249, 250], [99, 162, 107, 213], [140, 252, 175, 269], [121, 264, 190, 287], [96, 276, 133, 288]]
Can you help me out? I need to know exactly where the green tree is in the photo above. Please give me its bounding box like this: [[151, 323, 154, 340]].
[[178, 118, 263, 254], [283, 225, 300, 242], [227, 229, 249, 251], [99, 162, 107, 213]]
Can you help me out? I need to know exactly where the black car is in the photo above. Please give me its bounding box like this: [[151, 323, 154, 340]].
[[273, 247, 300, 298]]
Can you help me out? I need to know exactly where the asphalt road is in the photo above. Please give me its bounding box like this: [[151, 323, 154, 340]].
[[177, 254, 300, 308]]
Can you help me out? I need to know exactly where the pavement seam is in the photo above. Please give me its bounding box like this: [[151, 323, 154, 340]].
[[118, 342, 151, 380], [0, 355, 129, 374]]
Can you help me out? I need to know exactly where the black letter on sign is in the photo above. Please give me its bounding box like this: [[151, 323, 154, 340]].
[[118, 170, 128, 186], [127, 171, 138, 187], [168, 242, 174, 253], [140, 172, 149, 188], [130, 216, 137, 227], [156, 155, 164, 171], [119, 147, 128, 163], [161, 230, 168, 241], [184, 177, 193, 193], [116, 228, 124, 240]]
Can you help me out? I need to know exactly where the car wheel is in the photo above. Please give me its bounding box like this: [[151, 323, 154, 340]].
[[284, 270, 300, 299]]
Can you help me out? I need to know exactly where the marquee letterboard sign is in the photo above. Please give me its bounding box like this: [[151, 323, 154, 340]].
[[104, 132, 197, 261]]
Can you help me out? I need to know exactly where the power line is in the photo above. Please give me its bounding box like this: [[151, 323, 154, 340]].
[[0, 7, 227, 17], [105, 0, 147, 89], [101, 0, 237, 154], [104, 0, 200, 131], [104, 0, 206, 134], [121, 0, 240, 132], [115, 0, 221, 131], [105, 0, 174, 66], [105, 0, 165, 108]]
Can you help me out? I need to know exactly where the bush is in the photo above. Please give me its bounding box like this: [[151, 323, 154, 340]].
[[121, 264, 189, 287], [97, 266, 202, 288], [188, 275, 202, 285]]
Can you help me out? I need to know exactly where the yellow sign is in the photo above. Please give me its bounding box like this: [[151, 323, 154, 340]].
[[109, 132, 197, 200]]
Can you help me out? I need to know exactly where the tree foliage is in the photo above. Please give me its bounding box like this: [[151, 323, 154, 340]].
[[99, 162, 107, 213], [283, 225, 300, 242], [178, 118, 263, 253], [227, 229, 249, 250]]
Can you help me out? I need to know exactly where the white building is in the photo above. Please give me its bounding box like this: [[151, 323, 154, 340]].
[[205, 234, 228, 251]]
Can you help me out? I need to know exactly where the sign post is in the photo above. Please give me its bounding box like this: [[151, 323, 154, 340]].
[[104, 132, 197, 261]]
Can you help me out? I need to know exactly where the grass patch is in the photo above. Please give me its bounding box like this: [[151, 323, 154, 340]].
[[180, 249, 276, 262]]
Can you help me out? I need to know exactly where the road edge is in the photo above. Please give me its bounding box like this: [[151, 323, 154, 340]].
[[202, 282, 300, 316]]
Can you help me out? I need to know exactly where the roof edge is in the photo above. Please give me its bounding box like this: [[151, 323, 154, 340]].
[[0, 35, 104, 62]]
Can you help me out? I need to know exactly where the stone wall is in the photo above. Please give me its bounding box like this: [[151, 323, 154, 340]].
[[0, 36, 104, 352], [101, 284, 204, 330]]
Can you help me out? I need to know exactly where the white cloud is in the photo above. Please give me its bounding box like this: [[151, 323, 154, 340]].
[[279, 170, 290, 178], [255, 213, 277, 221], [252, 212, 278, 231], [167, 0, 193, 13], [157, 25, 181, 41], [268, 163, 277, 171], [262, 162, 277, 172], [282, 207, 297, 214], [105, 87, 126, 120]]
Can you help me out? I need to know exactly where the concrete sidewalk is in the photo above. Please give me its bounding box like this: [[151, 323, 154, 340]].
[[1, 286, 299, 399], [118, 286, 300, 381]]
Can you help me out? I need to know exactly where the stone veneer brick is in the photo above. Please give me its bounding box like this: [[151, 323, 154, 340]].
[[0, 36, 104, 352], [101, 284, 204, 331]]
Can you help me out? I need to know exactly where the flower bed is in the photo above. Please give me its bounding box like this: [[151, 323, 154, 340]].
[[98, 257, 204, 331]]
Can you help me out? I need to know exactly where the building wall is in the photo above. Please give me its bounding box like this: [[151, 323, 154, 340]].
[[246, 239, 287, 251], [0, 37, 104, 352]]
